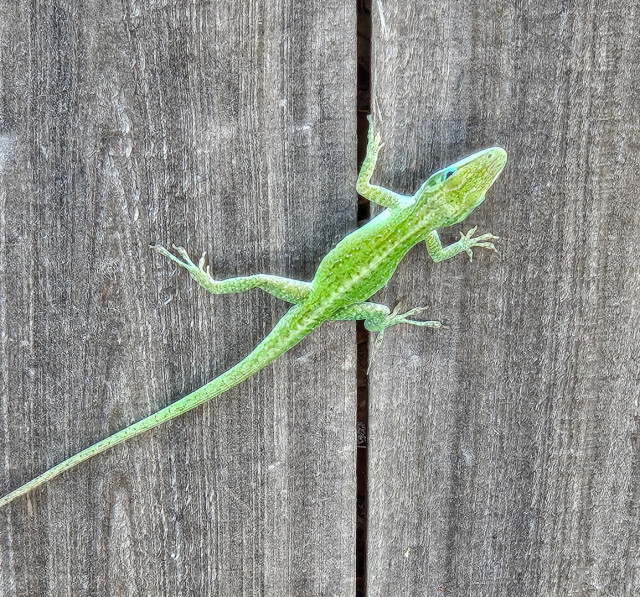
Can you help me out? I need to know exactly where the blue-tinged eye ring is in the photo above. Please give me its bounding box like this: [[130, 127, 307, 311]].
[[443, 168, 455, 180]]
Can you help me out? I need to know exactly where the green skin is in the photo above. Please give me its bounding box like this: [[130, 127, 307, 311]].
[[0, 117, 507, 509]]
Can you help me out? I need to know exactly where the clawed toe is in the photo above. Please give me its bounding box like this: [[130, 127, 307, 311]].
[[152, 244, 190, 268], [390, 306, 442, 329], [402, 306, 432, 318], [151, 244, 172, 259], [405, 319, 442, 328], [172, 245, 195, 266], [476, 233, 499, 242], [474, 242, 497, 251]]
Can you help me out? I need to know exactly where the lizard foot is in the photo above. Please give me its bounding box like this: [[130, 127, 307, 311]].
[[458, 226, 499, 262], [152, 244, 212, 286], [366, 305, 442, 348]]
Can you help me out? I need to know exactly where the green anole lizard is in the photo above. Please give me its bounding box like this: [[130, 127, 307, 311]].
[[0, 116, 506, 509]]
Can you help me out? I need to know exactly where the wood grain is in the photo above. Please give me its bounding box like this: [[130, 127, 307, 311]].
[[0, 1, 356, 595], [367, 1, 640, 595]]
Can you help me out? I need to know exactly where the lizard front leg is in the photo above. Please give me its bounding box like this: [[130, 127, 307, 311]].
[[153, 245, 311, 304], [425, 227, 498, 263], [356, 115, 411, 210]]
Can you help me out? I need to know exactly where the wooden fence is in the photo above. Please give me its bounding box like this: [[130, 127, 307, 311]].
[[1, 0, 638, 595]]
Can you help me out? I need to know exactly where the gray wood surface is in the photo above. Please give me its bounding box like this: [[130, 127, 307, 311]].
[[3, 0, 639, 595], [367, 1, 640, 595], [0, 1, 356, 595]]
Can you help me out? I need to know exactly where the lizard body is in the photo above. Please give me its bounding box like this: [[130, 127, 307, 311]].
[[0, 116, 506, 508]]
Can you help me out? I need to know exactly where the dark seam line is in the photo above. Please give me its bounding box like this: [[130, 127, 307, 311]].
[[355, 2, 372, 596]]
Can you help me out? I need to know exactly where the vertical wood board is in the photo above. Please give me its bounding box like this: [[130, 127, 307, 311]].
[[0, 1, 357, 595], [367, 1, 640, 595]]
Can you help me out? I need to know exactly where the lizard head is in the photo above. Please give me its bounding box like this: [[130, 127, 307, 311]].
[[415, 146, 507, 226]]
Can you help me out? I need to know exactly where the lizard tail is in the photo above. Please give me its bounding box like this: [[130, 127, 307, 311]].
[[0, 303, 322, 509]]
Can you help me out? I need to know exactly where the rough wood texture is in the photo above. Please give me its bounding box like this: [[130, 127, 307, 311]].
[[367, 1, 640, 595], [0, 1, 356, 595]]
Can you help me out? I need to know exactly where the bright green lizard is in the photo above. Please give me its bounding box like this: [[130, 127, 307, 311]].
[[0, 116, 506, 508]]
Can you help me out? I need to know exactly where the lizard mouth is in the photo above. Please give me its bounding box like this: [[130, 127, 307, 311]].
[[468, 147, 507, 191], [484, 147, 508, 183]]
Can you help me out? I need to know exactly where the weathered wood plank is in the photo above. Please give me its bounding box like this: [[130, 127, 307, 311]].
[[0, 1, 356, 595], [367, 1, 640, 595]]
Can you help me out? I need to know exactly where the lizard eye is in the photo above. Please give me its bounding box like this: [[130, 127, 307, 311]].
[[443, 168, 456, 181]]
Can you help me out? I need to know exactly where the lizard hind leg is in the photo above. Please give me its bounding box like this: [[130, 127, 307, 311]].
[[152, 245, 311, 304], [332, 301, 442, 348], [367, 305, 442, 348]]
